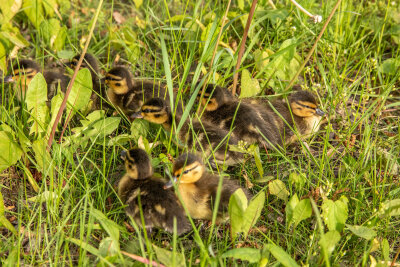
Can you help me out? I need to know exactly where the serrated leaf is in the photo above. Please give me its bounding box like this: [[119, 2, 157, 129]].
[[91, 208, 120, 245], [269, 179, 289, 202], [266, 243, 300, 267], [240, 69, 261, 98], [292, 199, 312, 227], [66, 68, 92, 114], [222, 248, 261, 263], [0, 131, 23, 172], [319, 230, 340, 256], [153, 245, 186, 267], [321, 196, 349, 232], [286, 194, 299, 226], [23, 0, 45, 28], [346, 224, 376, 240]]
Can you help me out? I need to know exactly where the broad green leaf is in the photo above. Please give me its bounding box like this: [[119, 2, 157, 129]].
[[99, 237, 120, 257], [381, 238, 390, 262], [222, 248, 261, 263], [229, 190, 265, 239], [237, 0, 244, 10], [47, 90, 64, 135], [153, 245, 186, 267], [0, 42, 6, 72], [26, 73, 50, 134], [379, 58, 400, 75], [286, 194, 299, 226], [269, 179, 289, 202], [266, 243, 300, 267], [289, 172, 306, 188], [86, 117, 121, 142], [254, 49, 270, 72], [32, 139, 53, 176], [0, 0, 22, 22], [20, 164, 40, 192], [132, 0, 143, 9], [130, 119, 149, 141], [0, 131, 23, 172], [0, 191, 5, 215], [251, 145, 264, 177], [41, 0, 57, 17], [91, 208, 120, 245], [23, 0, 45, 28], [66, 68, 92, 114], [40, 19, 60, 47], [319, 230, 340, 256], [0, 217, 17, 235], [346, 224, 376, 240], [321, 196, 349, 232], [28, 191, 59, 203], [53, 25, 66, 51], [292, 199, 312, 227], [379, 198, 400, 217], [107, 134, 132, 146], [239, 69, 261, 98], [0, 30, 29, 48]]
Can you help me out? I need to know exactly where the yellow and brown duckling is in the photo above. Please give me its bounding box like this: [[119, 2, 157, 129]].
[[164, 153, 252, 221], [198, 84, 281, 148], [104, 66, 174, 116], [4, 59, 69, 101], [265, 90, 325, 145], [118, 148, 191, 235], [132, 97, 244, 166], [69, 53, 107, 109]]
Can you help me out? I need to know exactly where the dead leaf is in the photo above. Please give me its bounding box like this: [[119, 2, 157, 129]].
[[113, 11, 126, 24]]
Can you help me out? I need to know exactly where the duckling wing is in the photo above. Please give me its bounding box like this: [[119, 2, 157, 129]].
[[124, 178, 190, 234]]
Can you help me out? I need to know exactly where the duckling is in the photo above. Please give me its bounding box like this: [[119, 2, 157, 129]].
[[104, 66, 176, 116], [132, 97, 244, 166], [69, 53, 106, 109], [118, 148, 191, 235], [264, 90, 325, 145], [4, 59, 69, 101], [164, 153, 251, 221], [198, 84, 281, 148]]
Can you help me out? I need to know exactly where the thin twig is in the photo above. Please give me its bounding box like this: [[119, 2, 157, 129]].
[[46, 0, 104, 151], [283, 0, 342, 93], [196, 0, 232, 115], [231, 0, 258, 96], [391, 244, 400, 267], [121, 251, 166, 267], [290, 0, 322, 23]]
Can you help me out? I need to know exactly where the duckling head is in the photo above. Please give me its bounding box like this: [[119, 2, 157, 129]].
[[132, 97, 170, 124], [121, 148, 153, 179], [289, 91, 325, 117], [69, 53, 99, 78], [165, 153, 205, 188], [4, 59, 41, 86], [104, 66, 133, 95], [197, 84, 226, 111]]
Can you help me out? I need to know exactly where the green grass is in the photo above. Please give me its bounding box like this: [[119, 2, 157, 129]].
[[1, 0, 400, 266]]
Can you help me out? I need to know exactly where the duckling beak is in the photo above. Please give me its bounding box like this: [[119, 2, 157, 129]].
[[3, 75, 14, 83], [315, 108, 325, 116], [120, 150, 127, 160], [163, 176, 177, 189], [130, 112, 143, 120]]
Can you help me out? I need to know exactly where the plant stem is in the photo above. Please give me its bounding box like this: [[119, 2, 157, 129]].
[[231, 0, 258, 96], [47, 0, 104, 151]]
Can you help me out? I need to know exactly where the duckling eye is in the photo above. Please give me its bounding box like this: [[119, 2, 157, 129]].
[[183, 169, 189, 174], [115, 82, 121, 86], [154, 114, 160, 118]]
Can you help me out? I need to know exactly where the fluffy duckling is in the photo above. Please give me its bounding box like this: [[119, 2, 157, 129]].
[[4, 59, 69, 101], [132, 97, 244, 166], [69, 53, 106, 109], [164, 153, 251, 221], [198, 84, 281, 148], [265, 90, 325, 145], [104, 66, 173, 115], [118, 148, 191, 235]]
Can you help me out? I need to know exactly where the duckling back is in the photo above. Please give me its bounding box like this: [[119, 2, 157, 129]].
[[118, 149, 190, 235]]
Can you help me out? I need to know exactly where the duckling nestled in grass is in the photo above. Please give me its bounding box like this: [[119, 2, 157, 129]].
[[69, 53, 106, 109], [164, 153, 251, 222], [104, 66, 171, 115], [4, 59, 69, 101], [263, 90, 325, 145], [118, 148, 191, 235], [198, 84, 281, 148], [132, 97, 244, 166]]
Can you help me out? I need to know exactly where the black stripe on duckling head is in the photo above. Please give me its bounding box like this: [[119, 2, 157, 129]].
[[172, 153, 205, 184], [289, 90, 324, 117], [70, 53, 99, 78], [4, 59, 40, 85], [105, 66, 133, 94], [123, 148, 153, 179], [198, 84, 227, 111]]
